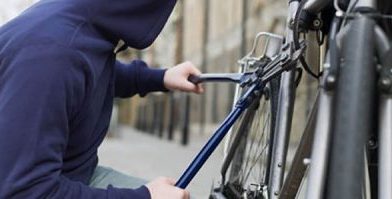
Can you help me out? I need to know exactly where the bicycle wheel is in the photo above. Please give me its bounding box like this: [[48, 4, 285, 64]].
[[218, 77, 280, 199]]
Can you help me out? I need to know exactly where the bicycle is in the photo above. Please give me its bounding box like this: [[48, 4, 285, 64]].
[[174, 0, 392, 198]]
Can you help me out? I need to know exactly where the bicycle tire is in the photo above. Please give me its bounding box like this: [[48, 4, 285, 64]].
[[219, 76, 280, 199], [326, 17, 377, 199]]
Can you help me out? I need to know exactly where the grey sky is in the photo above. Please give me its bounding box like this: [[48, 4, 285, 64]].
[[0, 0, 37, 25]]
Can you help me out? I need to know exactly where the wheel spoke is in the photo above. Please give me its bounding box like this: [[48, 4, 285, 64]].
[[243, 106, 271, 185], [240, 99, 267, 185], [221, 79, 279, 199]]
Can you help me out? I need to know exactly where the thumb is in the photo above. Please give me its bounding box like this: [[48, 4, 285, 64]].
[[182, 81, 198, 92], [163, 177, 177, 185]]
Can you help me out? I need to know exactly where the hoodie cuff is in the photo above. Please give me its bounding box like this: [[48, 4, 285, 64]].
[[107, 185, 151, 199], [114, 60, 170, 98], [138, 66, 169, 96]]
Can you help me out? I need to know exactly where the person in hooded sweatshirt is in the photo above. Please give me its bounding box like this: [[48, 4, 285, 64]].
[[0, 0, 202, 198]]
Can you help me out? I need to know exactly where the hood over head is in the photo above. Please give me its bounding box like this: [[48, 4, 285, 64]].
[[73, 0, 177, 49]]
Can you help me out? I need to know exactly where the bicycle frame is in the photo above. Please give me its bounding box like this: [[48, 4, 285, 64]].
[[303, 0, 392, 199], [268, 2, 299, 198], [175, 0, 392, 198]]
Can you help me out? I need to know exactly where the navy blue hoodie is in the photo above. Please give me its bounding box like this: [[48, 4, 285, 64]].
[[0, 0, 176, 198]]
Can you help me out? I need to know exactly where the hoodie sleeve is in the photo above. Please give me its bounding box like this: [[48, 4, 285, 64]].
[[114, 60, 168, 98], [0, 46, 150, 199]]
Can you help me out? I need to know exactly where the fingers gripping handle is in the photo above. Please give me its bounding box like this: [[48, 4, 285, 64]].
[[187, 75, 202, 84]]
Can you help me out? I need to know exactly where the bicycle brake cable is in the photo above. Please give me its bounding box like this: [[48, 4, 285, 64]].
[[293, 0, 322, 79]]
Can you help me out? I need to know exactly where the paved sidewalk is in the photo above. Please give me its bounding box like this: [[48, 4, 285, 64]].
[[98, 126, 223, 198]]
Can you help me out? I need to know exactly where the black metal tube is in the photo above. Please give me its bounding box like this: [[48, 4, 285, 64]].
[[328, 17, 342, 77], [303, 0, 331, 14], [375, 25, 391, 58], [168, 94, 176, 140], [158, 98, 164, 138], [182, 94, 190, 146], [327, 17, 376, 199]]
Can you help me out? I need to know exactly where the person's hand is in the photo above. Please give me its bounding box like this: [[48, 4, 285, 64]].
[[163, 61, 204, 94], [146, 177, 190, 199]]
